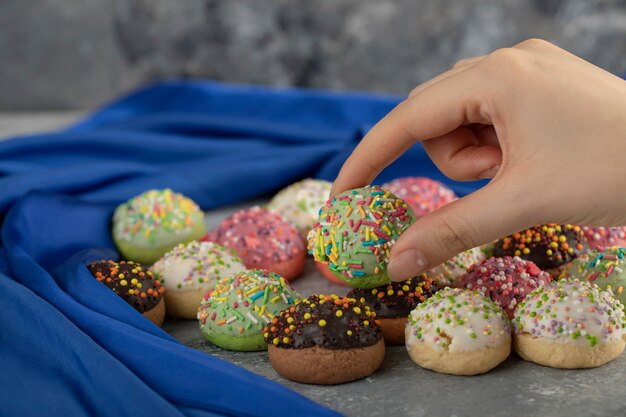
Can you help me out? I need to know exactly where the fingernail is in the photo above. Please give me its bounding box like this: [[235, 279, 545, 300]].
[[388, 249, 430, 281], [478, 165, 500, 179]]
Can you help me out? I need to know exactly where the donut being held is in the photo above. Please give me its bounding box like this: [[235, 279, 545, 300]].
[[307, 185, 415, 288], [347, 275, 438, 345], [315, 261, 350, 286], [88, 260, 166, 326], [308, 226, 349, 286], [205, 206, 305, 281], [562, 247, 626, 307], [493, 224, 587, 277], [582, 227, 626, 251], [457, 256, 552, 319], [267, 178, 332, 239], [405, 288, 511, 375], [112, 189, 206, 264], [150, 241, 246, 319], [198, 269, 300, 351], [265, 294, 384, 385], [382, 177, 457, 218], [427, 247, 485, 287], [513, 279, 626, 369]]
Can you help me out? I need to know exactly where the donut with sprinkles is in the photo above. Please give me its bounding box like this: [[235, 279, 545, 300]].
[[582, 226, 626, 251], [513, 279, 626, 368], [427, 247, 485, 287], [315, 261, 351, 286], [150, 240, 247, 319], [457, 256, 552, 319], [264, 294, 385, 384], [204, 206, 305, 281], [382, 176, 457, 218], [197, 269, 300, 351], [88, 260, 166, 326], [307, 185, 415, 288], [562, 246, 626, 308], [405, 288, 512, 375], [267, 178, 332, 239], [112, 189, 206, 264], [493, 224, 587, 277], [347, 274, 438, 345]]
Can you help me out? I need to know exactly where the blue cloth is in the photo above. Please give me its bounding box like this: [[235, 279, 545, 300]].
[[0, 80, 487, 417]]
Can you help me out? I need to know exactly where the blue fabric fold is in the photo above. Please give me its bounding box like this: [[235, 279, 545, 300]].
[[0, 80, 489, 417]]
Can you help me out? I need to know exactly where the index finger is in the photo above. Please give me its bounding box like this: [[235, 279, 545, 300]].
[[330, 67, 486, 197]]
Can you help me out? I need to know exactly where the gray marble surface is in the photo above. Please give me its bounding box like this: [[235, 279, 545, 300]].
[[4, 114, 626, 417], [2, 0, 626, 110]]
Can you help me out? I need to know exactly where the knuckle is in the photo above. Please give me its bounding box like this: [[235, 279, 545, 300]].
[[516, 38, 550, 49], [453, 58, 470, 69], [485, 47, 521, 65], [480, 47, 531, 82]]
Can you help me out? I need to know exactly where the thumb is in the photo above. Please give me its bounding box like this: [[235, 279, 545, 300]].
[[387, 178, 537, 281]]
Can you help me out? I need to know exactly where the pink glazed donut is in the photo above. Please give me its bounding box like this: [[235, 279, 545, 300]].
[[456, 256, 552, 319], [382, 177, 457, 218], [204, 206, 305, 281], [582, 226, 626, 250]]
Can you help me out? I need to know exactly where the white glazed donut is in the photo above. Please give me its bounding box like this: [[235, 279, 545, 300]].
[[267, 178, 332, 238], [150, 240, 246, 319], [513, 279, 626, 368], [405, 288, 511, 375]]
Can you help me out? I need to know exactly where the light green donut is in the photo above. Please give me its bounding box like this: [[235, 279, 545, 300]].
[[197, 269, 301, 351], [112, 189, 206, 264], [563, 247, 626, 308], [307, 185, 415, 288]]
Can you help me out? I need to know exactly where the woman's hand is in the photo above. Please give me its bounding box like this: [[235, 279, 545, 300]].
[[330, 39, 626, 281]]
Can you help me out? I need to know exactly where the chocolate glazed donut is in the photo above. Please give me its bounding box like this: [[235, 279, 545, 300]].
[[348, 275, 438, 345], [265, 294, 385, 384], [88, 260, 166, 326], [493, 224, 587, 277]]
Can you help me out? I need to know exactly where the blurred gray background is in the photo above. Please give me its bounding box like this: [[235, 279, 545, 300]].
[[1, 0, 626, 111]]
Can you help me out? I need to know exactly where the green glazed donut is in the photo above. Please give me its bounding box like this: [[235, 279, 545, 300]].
[[112, 189, 206, 264], [197, 269, 301, 351], [307, 185, 415, 288], [563, 246, 626, 308]]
